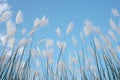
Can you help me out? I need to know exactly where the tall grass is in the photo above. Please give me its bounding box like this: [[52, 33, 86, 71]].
[[0, 10, 120, 80], [0, 33, 120, 80]]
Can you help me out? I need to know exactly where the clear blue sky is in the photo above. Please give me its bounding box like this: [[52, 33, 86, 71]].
[[0, 0, 119, 34], [6, 0, 119, 41], [7, 0, 120, 38]]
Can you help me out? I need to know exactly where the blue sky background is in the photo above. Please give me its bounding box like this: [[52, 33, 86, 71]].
[[0, 0, 120, 72], [7, 0, 120, 32], [6, 0, 119, 41]]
